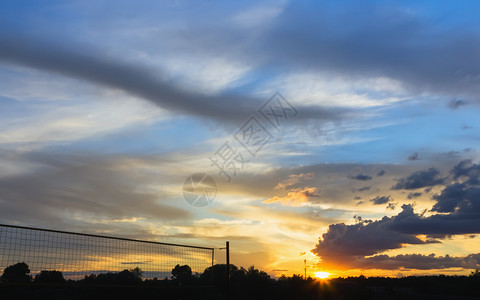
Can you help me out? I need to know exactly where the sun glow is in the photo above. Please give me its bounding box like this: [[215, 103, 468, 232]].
[[314, 271, 330, 279]]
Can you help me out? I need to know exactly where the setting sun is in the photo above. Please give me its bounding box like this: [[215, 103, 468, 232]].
[[314, 271, 330, 279]]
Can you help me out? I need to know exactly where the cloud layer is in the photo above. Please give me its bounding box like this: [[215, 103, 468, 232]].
[[313, 160, 480, 270]]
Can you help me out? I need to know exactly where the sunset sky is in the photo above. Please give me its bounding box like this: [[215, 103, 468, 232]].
[[1, 0, 480, 278]]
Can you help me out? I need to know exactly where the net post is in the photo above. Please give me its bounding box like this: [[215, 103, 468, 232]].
[[226, 241, 230, 299], [211, 249, 215, 286]]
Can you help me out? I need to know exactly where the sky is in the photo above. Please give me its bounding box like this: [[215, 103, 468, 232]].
[[1, 0, 480, 278]]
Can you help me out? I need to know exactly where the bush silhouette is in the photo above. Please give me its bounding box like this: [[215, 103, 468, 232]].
[[81, 268, 143, 285], [1, 262, 31, 283], [35, 270, 66, 284], [117, 269, 142, 284]]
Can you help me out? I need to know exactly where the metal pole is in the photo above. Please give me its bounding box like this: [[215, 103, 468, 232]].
[[212, 249, 215, 267], [226, 241, 230, 299], [211, 249, 215, 286]]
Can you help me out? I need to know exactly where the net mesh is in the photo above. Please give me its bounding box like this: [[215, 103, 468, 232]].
[[0, 224, 213, 280]]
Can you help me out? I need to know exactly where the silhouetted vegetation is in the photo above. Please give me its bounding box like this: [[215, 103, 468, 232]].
[[34, 270, 65, 284], [171, 264, 193, 285], [1, 262, 480, 299], [1, 262, 31, 283]]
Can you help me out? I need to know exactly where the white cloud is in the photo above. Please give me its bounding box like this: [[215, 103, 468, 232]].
[[0, 89, 166, 145], [161, 56, 252, 94], [232, 1, 285, 29], [259, 72, 408, 108]]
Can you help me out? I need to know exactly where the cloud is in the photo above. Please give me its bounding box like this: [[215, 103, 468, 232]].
[[448, 98, 468, 109], [392, 167, 445, 190], [222, 162, 424, 207], [262, 2, 480, 100], [386, 202, 397, 210], [274, 172, 315, 189], [377, 170, 386, 176], [0, 96, 165, 144], [431, 183, 480, 214], [313, 169, 480, 271], [408, 152, 420, 161], [348, 174, 372, 181], [451, 159, 480, 185], [387, 205, 480, 237], [0, 30, 349, 125], [264, 187, 320, 207], [352, 253, 480, 270], [357, 186, 370, 192], [312, 203, 480, 270], [407, 192, 422, 199], [370, 195, 392, 205], [312, 210, 429, 259], [0, 151, 191, 230]]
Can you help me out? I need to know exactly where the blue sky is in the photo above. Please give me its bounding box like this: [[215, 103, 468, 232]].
[[1, 0, 480, 277]]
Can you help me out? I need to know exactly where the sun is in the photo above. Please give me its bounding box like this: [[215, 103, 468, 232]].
[[314, 271, 330, 279]]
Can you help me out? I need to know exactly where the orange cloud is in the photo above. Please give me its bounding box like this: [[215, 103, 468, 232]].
[[264, 187, 319, 206], [274, 172, 315, 189]]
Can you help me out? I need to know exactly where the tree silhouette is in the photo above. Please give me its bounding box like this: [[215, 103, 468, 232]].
[[129, 267, 143, 279], [1, 262, 31, 283], [117, 268, 143, 284], [81, 268, 143, 285], [35, 270, 65, 284], [171, 264, 192, 285], [245, 265, 270, 281], [200, 264, 239, 291]]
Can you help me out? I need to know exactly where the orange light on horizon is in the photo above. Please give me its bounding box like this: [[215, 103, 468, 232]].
[[314, 271, 330, 279]]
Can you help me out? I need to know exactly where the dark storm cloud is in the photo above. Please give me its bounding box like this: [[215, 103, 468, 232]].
[[451, 159, 480, 185], [386, 204, 480, 236], [0, 30, 348, 125], [431, 183, 480, 214], [377, 170, 386, 176], [348, 174, 372, 181], [425, 160, 480, 214], [312, 203, 480, 270], [313, 164, 480, 271], [370, 195, 391, 205], [392, 167, 445, 190], [312, 211, 429, 259]]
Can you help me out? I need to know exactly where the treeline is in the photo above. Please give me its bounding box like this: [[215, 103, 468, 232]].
[[1, 262, 480, 299]]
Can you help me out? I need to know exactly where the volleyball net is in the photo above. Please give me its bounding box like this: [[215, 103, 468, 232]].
[[0, 224, 214, 280]]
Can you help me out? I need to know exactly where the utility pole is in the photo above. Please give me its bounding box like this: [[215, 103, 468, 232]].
[[226, 241, 230, 299], [304, 259, 307, 279]]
